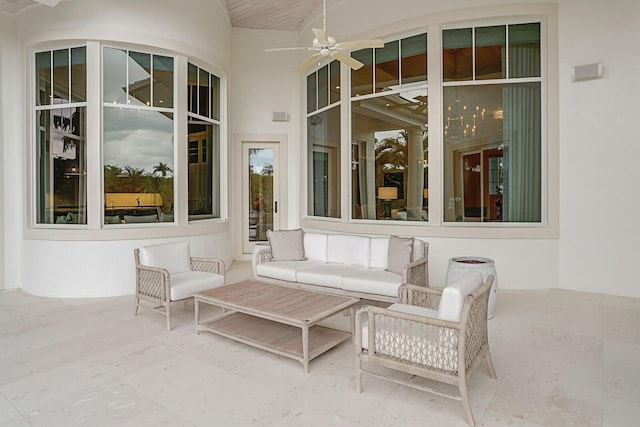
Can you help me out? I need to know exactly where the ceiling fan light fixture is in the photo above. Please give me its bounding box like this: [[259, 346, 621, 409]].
[[266, 0, 384, 72]]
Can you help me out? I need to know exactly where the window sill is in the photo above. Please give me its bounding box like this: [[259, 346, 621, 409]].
[[24, 219, 229, 241], [301, 217, 557, 239]]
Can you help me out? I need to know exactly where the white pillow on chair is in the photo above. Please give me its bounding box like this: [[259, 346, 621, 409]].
[[138, 242, 192, 275], [438, 271, 483, 322]]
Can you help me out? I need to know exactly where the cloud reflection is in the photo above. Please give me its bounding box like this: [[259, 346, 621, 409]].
[[103, 107, 173, 174]]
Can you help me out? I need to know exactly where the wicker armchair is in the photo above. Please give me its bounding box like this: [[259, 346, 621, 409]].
[[134, 242, 225, 330], [355, 273, 496, 426]]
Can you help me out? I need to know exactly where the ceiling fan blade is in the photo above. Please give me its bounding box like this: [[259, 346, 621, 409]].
[[335, 39, 384, 51], [296, 53, 323, 73], [266, 47, 314, 52], [312, 28, 329, 46], [330, 51, 364, 70]]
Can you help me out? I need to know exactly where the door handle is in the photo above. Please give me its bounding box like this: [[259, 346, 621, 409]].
[[274, 201, 278, 214]]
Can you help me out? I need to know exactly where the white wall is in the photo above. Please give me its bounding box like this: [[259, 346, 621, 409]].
[[0, 12, 20, 292], [229, 28, 304, 259], [21, 233, 232, 298], [557, 0, 640, 298]]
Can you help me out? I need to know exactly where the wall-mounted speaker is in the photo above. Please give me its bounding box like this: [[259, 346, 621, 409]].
[[571, 63, 603, 81], [272, 112, 289, 122]]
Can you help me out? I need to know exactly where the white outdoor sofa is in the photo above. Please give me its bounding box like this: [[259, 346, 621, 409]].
[[253, 230, 429, 302]]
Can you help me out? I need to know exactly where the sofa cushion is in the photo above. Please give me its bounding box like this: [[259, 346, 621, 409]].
[[438, 271, 483, 322], [369, 238, 389, 269], [170, 271, 225, 301], [267, 228, 305, 261], [342, 269, 402, 298], [296, 264, 365, 289], [412, 240, 425, 261], [386, 236, 414, 275], [139, 242, 192, 275], [327, 235, 370, 267], [256, 260, 324, 282], [303, 232, 328, 262]]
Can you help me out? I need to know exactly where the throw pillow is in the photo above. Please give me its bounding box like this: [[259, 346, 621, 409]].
[[386, 235, 414, 275], [267, 229, 306, 261]]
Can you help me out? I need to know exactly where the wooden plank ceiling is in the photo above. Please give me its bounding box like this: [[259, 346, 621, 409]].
[[225, 0, 321, 31]]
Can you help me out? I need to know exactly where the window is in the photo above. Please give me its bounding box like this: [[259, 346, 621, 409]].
[[103, 47, 175, 224], [351, 33, 429, 222], [307, 61, 341, 218], [32, 42, 226, 231], [35, 47, 87, 225], [443, 23, 541, 223], [187, 63, 221, 220]]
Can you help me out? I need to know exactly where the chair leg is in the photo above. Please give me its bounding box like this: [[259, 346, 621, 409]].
[[166, 302, 172, 331], [134, 298, 140, 316], [355, 357, 362, 393], [459, 379, 476, 427], [485, 348, 497, 379]]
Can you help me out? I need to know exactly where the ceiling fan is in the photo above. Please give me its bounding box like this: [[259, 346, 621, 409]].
[[266, 0, 384, 72], [387, 95, 428, 115]]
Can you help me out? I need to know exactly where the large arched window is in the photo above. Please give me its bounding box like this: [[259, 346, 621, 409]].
[[32, 42, 224, 229]]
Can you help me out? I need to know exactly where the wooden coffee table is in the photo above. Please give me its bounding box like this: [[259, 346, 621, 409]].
[[193, 280, 359, 373]]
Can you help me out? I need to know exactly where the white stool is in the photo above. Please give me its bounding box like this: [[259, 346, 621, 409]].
[[446, 256, 498, 319]]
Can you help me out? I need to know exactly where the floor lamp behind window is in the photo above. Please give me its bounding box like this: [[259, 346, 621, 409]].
[[378, 187, 398, 219]]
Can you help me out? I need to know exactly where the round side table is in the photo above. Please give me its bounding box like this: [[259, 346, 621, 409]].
[[446, 256, 498, 319]]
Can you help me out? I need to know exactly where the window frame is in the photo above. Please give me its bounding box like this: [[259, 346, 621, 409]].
[[305, 61, 342, 220], [301, 10, 557, 239], [27, 40, 228, 239], [102, 45, 177, 227], [187, 61, 222, 222], [32, 44, 88, 227], [441, 18, 546, 227]]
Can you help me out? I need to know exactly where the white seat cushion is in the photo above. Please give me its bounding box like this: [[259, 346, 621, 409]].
[[438, 271, 483, 321], [326, 235, 370, 267], [139, 242, 191, 275], [387, 303, 439, 318], [170, 271, 225, 301], [256, 260, 325, 282], [342, 269, 402, 298], [303, 233, 328, 262], [296, 264, 364, 289]]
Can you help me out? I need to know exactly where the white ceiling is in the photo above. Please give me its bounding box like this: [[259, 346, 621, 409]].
[[0, 0, 322, 31]]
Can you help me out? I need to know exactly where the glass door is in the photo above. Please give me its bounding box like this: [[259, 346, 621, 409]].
[[242, 142, 280, 253]]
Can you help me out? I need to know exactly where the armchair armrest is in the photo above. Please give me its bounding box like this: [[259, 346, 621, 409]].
[[398, 283, 442, 309], [135, 264, 169, 303], [190, 257, 225, 275], [402, 257, 429, 288], [254, 247, 273, 265], [355, 305, 461, 372]]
